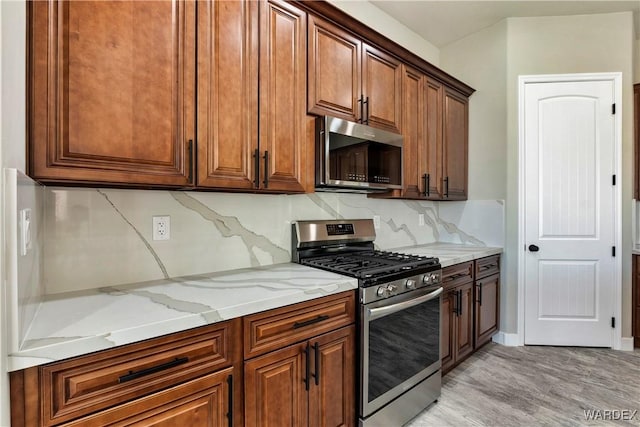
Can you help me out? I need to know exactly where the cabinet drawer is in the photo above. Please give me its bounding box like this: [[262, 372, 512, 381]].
[[442, 261, 474, 288], [475, 255, 500, 279], [244, 291, 356, 359], [40, 319, 241, 426]]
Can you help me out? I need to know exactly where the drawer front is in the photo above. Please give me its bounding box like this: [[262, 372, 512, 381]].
[[442, 261, 474, 289], [244, 290, 356, 359], [475, 255, 500, 279], [41, 319, 241, 426]]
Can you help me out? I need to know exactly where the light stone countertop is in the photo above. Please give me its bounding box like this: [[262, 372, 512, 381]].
[[8, 263, 358, 372], [391, 242, 502, 268], [9, 244, 502, 372]]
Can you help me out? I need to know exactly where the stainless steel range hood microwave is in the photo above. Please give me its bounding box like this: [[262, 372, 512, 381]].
[[315, 116, 403, 192]]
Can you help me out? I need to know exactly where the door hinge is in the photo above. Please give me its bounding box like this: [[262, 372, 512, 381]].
[[611, 317, 615, 328], [612, 174, 616, 185], [612, 103, 616, 114], [612, 246, 616, 257]]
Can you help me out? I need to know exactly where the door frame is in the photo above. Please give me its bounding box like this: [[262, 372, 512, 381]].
[[517, 72, 623, 349]]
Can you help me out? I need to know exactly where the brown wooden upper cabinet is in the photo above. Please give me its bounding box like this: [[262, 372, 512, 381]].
[[28, 0, 196, 187], [397, 67, 468, 200], [307, 15, 402, 134], [197, 0, 311, 193], [28, 0, 312, 193]]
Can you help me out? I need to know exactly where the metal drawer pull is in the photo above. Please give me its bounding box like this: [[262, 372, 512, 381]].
[[118, 357, 189, 383], [293, 315, 330, 329], [444, 272, 468, 281], [479, 264, 496, 271]]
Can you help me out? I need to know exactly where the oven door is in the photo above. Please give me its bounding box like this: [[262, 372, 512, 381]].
[[360, 285, 443, 417]]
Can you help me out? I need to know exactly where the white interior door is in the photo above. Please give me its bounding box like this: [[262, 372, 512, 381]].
[[523, 79, 616, 347]]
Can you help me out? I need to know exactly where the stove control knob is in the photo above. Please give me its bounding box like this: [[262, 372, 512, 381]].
[[423, 275, 431, 284], [405, 279, 416, 289], [430, 273, 439, 283], [376, 287, 386, 297], [387, 284, 398, 295]]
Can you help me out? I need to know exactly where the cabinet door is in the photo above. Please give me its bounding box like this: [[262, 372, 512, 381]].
[[28, 0, 195, 187], [456, 282, 474, 361], [308, 15, 361, 122], [442, 88, 468, 200], [308, 326, 355, 427], [475, 273, 500, 348], [259, 0, 310, 193], [633, 255, 640, 348], [425, 79, 444, 199], [400, 65, 425, 199], [440, 288, 456, 374], [244, 343, 308, 427], [197, 0, 259, 189], [634, 84, 639, 200], [362, 43, 402, 133], [62, 368, 233, 427]]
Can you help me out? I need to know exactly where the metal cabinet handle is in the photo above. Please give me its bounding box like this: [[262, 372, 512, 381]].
[[187, 139, 194, 183], [293, 315, 329, 329], [444, 176, 449, 197], [477, 283, 483, 305], [253, 148, 260, 189], [227, 375, 233, 427], [118, 357, 188, 383], [363, 96, 369, 124], [312, 342, 320, 386], [358, 96, 364, 123], [263, 151, 269, 188], [457, 289, 462, 316]]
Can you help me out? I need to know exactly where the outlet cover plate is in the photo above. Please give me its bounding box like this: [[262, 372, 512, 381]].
[[152, 215, 170, 241]]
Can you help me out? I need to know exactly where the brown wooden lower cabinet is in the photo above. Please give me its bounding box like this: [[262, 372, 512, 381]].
[[244, 325, 356, 427], [62, 367, 234, 426], [633, 255, 640, 348], [441, 281, 474, 374], [442, 255, 501, 375], [475, 273, 500, 348], [9, 291, 356, 427]]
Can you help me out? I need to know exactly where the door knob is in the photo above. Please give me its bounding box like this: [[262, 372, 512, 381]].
[[528, 244, 540, 252]]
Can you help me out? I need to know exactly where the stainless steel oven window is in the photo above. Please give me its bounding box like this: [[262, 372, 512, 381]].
[[360, 286, 443, 417]]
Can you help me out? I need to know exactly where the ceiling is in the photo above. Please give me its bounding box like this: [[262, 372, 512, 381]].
[[370, 1, 640, 48]]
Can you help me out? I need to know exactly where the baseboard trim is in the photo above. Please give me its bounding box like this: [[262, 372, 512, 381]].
[[492, 331, 520, 346], [620, 337, 635, 351]]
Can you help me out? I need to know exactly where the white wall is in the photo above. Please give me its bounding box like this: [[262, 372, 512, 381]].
[[439, 20, 508, 331], [635, 37, 639, 83], [1, 0, 26, 424], [505, 12, 635, 336], [439, 12, 635, 337], [326, 0, 440, 66], [1, 0, 27, 424], [440, 20, 507, 201]]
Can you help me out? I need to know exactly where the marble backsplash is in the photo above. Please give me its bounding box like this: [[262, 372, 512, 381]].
[[3, 169, 45, 352], [43, 188, 504, 294]]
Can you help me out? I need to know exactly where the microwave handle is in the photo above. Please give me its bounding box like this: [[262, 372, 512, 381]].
[[368, 287, 443, 321]]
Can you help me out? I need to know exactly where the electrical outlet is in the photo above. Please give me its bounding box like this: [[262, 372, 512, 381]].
[[19, 208, 32, 256], [418, 214, 425, 226], [152, 215, 171, 241], [373, 215, 381, 229]]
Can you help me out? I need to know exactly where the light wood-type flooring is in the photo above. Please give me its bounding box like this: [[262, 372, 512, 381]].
[[408, 343, 640, 426]]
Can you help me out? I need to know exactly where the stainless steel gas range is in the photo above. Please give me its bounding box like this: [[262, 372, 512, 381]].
[[292, 219, 443, 427]]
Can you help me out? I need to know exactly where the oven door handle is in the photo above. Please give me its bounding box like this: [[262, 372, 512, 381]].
[[368, 287, 443, 321]]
